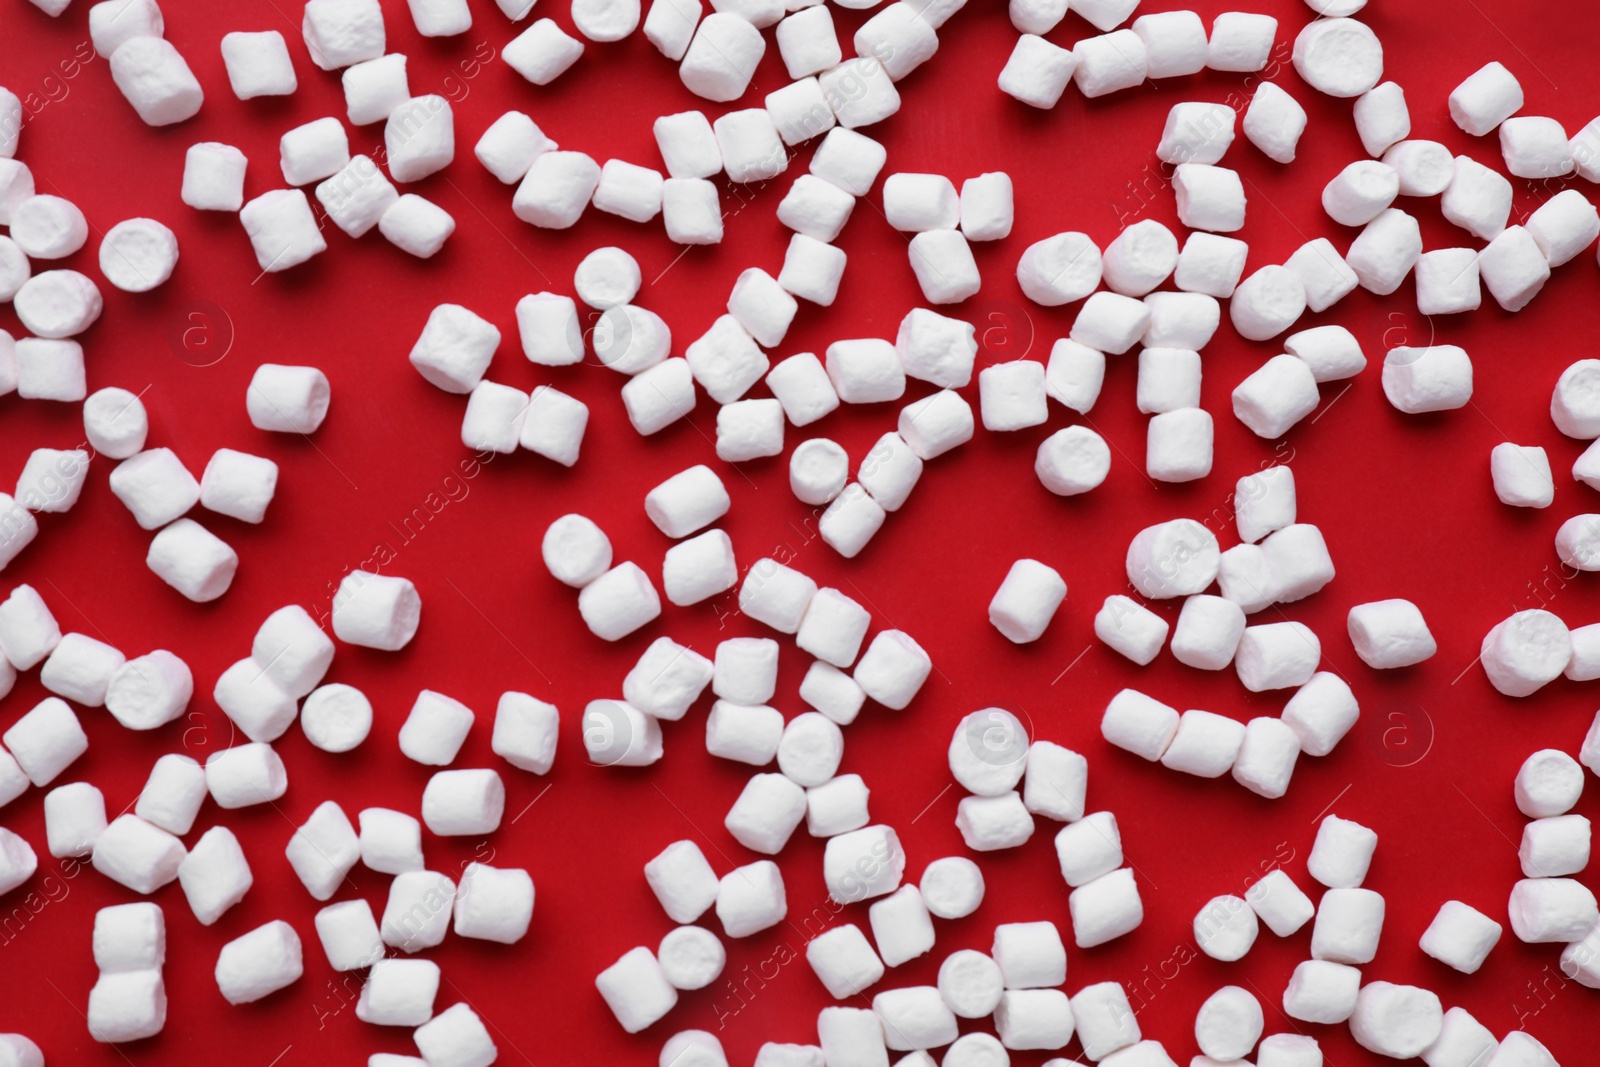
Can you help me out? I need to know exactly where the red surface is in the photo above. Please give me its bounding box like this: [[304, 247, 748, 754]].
[[2, 0, 1599, 1062]]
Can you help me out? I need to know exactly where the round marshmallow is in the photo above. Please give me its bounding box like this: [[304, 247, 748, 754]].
[[14, 270, 103, 339], [657, 926, 725, 990], [1125, 518, 1219, 598], [1292, 17, 1382, 98], [542, 514, 613, 587], [791, 439, 849, 506], [1481, 610, 1571, 698], [300, 684, 373, 753], [99, 218, 179, 292], [1515, 749, 1584, 818], [574, 246, 642, 309], [1035, 426, 1110, 496], [920, 856, 984, 919], [11, 195, 88, 259], [1195, 985, 1263, 1060]]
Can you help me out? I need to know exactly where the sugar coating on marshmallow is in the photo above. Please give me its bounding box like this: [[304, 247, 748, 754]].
[[1450, 61, 1523, 136], [1419, 899, 1503, 973], [1482, 609, 1571, 697]]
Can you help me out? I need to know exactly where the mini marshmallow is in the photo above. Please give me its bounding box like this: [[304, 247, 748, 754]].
[[1195, 986, 1263, 1062], [1554, 359, 1600, 438], [993, 989, 1074, 1052], [1245, 82, 1307, 163], [593, 160, 665, 223], [504, 19, 583, 84], [802, 769, 868, 836], [1217, 543, 1278, 614], [654, 112, 722, 180], [988, 559, 1066, 644], [87, 970, 166, 1043], [979, 361, 1047, 431], [1133, 9, 1207, 77], [779, 233, 848, 305], [869, 885, 935, 967], [513, 150, 600, 229], [937, 950, 1002, 1021], [778, 175, 855, 244], [801, 662, 866, 726], [452, 862, 533, 944], [315, 900, 383, 971], [1450, 61, 1523, 136], [247, 363, 330, 433], [767, 78, 835, 146], [899, 391, 976, 463], [1235, 467, 1296, 545], [98, 217, 177, 293], [818, 1009, 887, 1067], [14, 270, 101, 340], [1311, 886, 1385, 963], [1259, 525, 1333, 605], [413, 1003, 496, 1067], [1309, 814, 1377, 888], [1383, 344, 1474, 413], [422, 769, 504, 836], [884, 173, 958, 233], [1074, 29, 1147, 97], [300, 684, 372, 753], [474, 111, 552, 188], [215, 921, 303, 1007], [854, 630, 931, 710], [725, 771, 807, 853], [1420, 900, 1503, 974], [1230, 266, 1306, 341], [1561, 925, 1600, 990], [643, 841, 720, 927], [1383, 140, 1454, 197], [1482, 610, 1572, 699], [623, 357, 697, 432], [45, 781, 106, 858], [717, 859, 787, 937], [1103, 220, 1179, 296], [1175, 231, 1248, 298], [819, 56, 901, 128], [461, 381, 528, 455], [135, 754, 205, 835], [94, 901, 165, 974], [1441, 155, 1512, 239], [1283, 959, 1360, 1024], [824, 825, 906, 907], [807, 924, 885, 997], [728, 269, 798, 349], [739, 560, 819, 636], [239, 190, 326, 272], [1285, 238, 1358, 312], [1415, 248, 1482, 315], [199, 449, 277, 523], [956, 792, 1034, 852], [1069, 868, 1142, 948], [1162, 710, 1246, 779], [1324, 161, 1400, 228], [705, 701, 782, 765], [1146, 294, 1218, 349], [279, 117, 350, 187], [286, 800, 359, 900], [385, 95, 454, 182], [1488, 1033, 1560, 1067], [1236, 622, 1321, 692], [205, 743, 291, 810], [1293, 17, 1382, 98], [332, 571, 421, 650], [342, 54, 410, 125], [1527, 188, 1600, 265], [92, 814, 184, 894], [1515, 748, 1584, 817], [1072, 292, 1150, 354], [1095, 596, 1168, 666], [1036, 426, 1111, 497], [1147, 408, 1213, 483], [317, 156, 399, 238], [1510, 877, 1599, 941], [767, 355, 840, 429], [1157, 102, 1235, 166], [680, 13, 765, 102], [0, 828, 35, 895], [398, 690, 474, 767], [107, 36, 204, 125], [357, 809, 423, 877], [1347, 599, 1436, 669], [89, 0, 163, 58], [82, 387, 148, 460], [0, 585, 59, 670], [686, 315, 768, 402], [300, 0, 384, 69], [713, 399, 784, 462], [663, 529, 737, 607], [1171, 595, 1247, 671], [873, 986, 957, 1052], [109, 449, 199, 531], [643, 0, 701, 60], [658, 926, 725, 991], [105, 651, 192, 731], [1232, 716, 1301, 797], [1208, 11, 1277, 71], [519, 384, 588, 466], [1479, 225, 1550, 311], [1174, 163, 1246, 232], [380, 869, 456, 952], [1568, 625, 1600, 681], [1016, 232, 1102, 305], [1054, 812, 1123, 891], [948, 708, 1029, 798], [1349, 983, 1443, 1060], [1043, 337, 1107, 412], [1126, 518, 1220, 599], [908, 229, 980, 304], [4, 697, 86, 786], [777, 6, 840, 78], [819, 486, 886, 558], [516, 295, 583, 371], [1247, 869, 1315, 936]]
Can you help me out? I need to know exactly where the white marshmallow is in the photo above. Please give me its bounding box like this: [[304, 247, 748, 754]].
[[1353, 81, 1411, 158], [301, 0, 385, 69], [1208, 11, 1277, 71], [956, 792, 1034, 852], [818, 1008, 888, 1067], [873, 986, 957, 1050], [1095, 595, 1169, 665], [988, 559, 1066, 644], [0, 585, 60, 669], [504, 19, 583, 84], [414, 1003, 496, 1066], [1174, 163, 1246, 232], [205, 743, 288, 809], [239, 190, 326, 272], [1383, 139, 1454, 197], [643, 0, 701, 60], [1283, 959, 1360, 1024], [1527, 188, 1600, 266], [716, 859, 786, 936], [1261, 525, 1331, 600], [1069, 868, 1143, 948], [1195, 986, 1263, 1061], [1415, 248, 1482, 315], [1349, 983, 1443, 1060], [819, 485, 886, 558], [1509, 877, 1599, 942], [247, 363, 330, 432], [331, 571, 421, 650], [1441, 155, 1512, 239], [342, 54, 410, 125], [883, 173, 958, 233], [807, 924, 885, 997], [1420, 900, 1503, 973], [687, 315, 769, 402], [714, 637, 780, 704], [766, 355, 839, 429], [824, 824, 905, 906], [680, 13, 765, 102], [1133, 9, 1207, 77], [1292, 17, 1382, 98], [1554, 358, 1600, 438], [92, 814, 184, 894], [279, 117, 350, 187], [958, 172, 1013, 241], [1383, 344, 1473, 414], [1308, 814, 1377, 888], [453, 862, 533, 944], [1232, 716, 1301, 798], [739, 560, 819, 636], [646, 840, 718, 924], [87, 970, 166, 1043], [854, 630, 931, 709], [780, 233, 848, 305], [1449, 61, 1523, 136], [1567, 624, 1600, 681], [200, 449, 277, 523], [908, 228, 980, 304], [980, 361, 1047, 431], [300, 684, 372, 754], [706, 700, 780, 765], [1162, 710, 1246, 778], [1230, 265, 1306, 341], [105, 650, 192, 731], [1481, 609, 1572, 698], [1126, 517, 1219, 599], [663, 529, 737, 606], [778, 174, 855, 244], [4, 697, 86, 785], [1071, 292, 1150, 353], [89, 0, 163, 57], [593, 159, 665, 223], [1285, 238, 1358, 312], [766, 78, 836, 146], [1016, 231, 1102, 305], [869, 884, 936, 966], [655, 111, 723, 180], [135, 754, 205, 835], [1171, 595, 1247, 670], [380, 869, 456, 952], [1348, 596, 1439, 669], [473, 110, 552, 185], [45, 781, 106, 858], [385, 95, 454, 182], [97, 217, 178, 293], [316, 155, 400, 238], [1158, 102, 1235, 166], [820, 56, 901, 128], [726, 772, 807, 853], [1036, 426, 1110, 496], [659, 927, 725, 991], [900, 389, 976, 461], [13, 269, 101, 339], [1487, 1033, 1559, 1067], [623, 357, 698, 432], [286, 800, 359, 900], [994, 989, 1074, 1051], [1324, 161, 1400, 227], [938, 950, 1002, 1020], [1103, 220, 1179, 296], [1479, 225, 1550, 311], [82, 387, 149, 459], [1311, 886, 1385, 963], [108, 36, 203, 125], [826, 339, 905, 406], [777, 6, 840, 78], [513, 151, 600, 228], [1147, 407, 1213, 483], [1074, 29, 1147, 97], [461, 381, 528, 455], [519, 384, 589, 466], [1175, 231, 1248, 297], [1236, 621, 1321, 691], [1247, 868, 1315, 936], [398, 690, 474, 767], [801, 661, 866, 725], [359, 808, 423, 876], [1515, 748, 1584, 817], [109, 448, 199, 530], [422, 769, 504, 836], [1245, 82, 1307, 163], [315, 899, 383, 971]]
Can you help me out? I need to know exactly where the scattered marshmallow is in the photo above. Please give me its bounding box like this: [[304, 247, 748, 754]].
[[1420, 900, 1503, 973], [1449, 61, 1523, 136], [1347, 599, 1436, 668], [247, 364, 330, 433], [1382, 344, 1473, 414], [331, 571, 420, 650], [1481, 610, 1571, 697]]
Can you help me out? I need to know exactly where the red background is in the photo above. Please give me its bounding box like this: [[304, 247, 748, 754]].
[[2, 0, 1598, 1061]]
